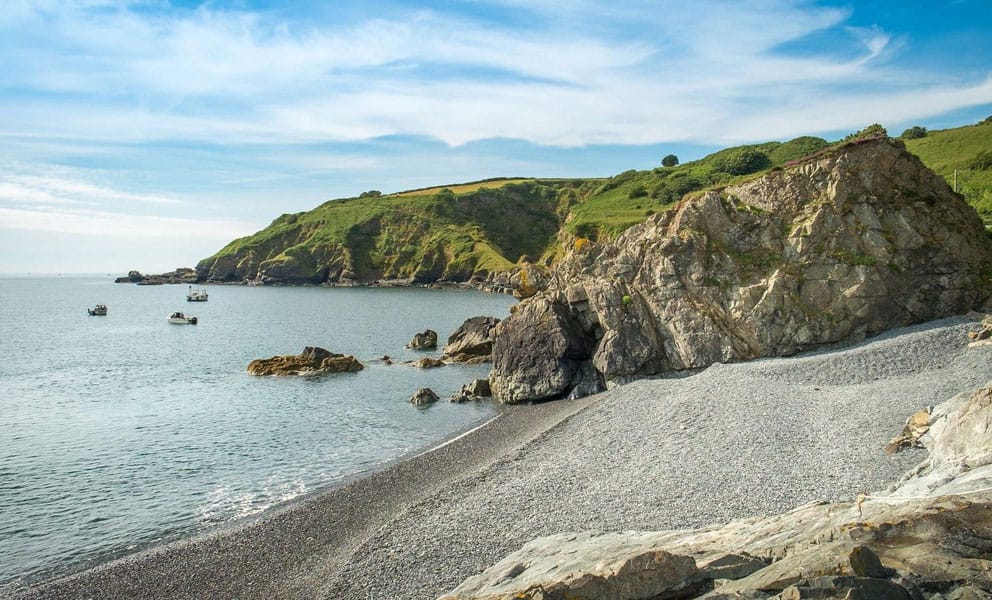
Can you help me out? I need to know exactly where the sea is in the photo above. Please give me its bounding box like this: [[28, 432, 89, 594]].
[[0, 276, 517, 591]]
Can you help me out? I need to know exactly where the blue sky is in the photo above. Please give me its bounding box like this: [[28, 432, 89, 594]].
[[1, 0, 991, 274]]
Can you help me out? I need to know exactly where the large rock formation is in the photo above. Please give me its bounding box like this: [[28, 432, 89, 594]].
[[246, 346, 364, 376], [441, 382, 992, 600], [491, 139, 992, 403], [442, 317, 501, 363]]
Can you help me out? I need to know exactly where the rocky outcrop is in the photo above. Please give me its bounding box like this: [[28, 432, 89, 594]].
[[411, 357, 445, 369], [442, 317, 501, 363], [410, 387, 440, 406], [407, 330, 439, 350], [246, 346, 364, 376], [441, 382, 992, 600], [969, 314, 992, 348], [115, 268, 198, 285], [490, 139, 992, 403], [449, 379, 492, 403]]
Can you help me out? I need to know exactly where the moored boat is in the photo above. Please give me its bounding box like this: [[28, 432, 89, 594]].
[[87, 304, 108, 316], [167, 311, 198, 325], [186, 286, 208, 302]]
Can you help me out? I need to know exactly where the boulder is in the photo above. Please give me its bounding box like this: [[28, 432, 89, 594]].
[[411, 357, 445, 369], [491, 139, 992, 403], [410, 387, 439, 406], [247, 346, 364, 376], [883, 407, 931, 454], [490, 296, 596, 404], [407, 329, 438, 350], [442, 317, 501, 363], [968, 314, 992, 348], [449, 379, 492, 403]]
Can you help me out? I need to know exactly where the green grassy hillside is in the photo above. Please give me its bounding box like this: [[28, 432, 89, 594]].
[[903, 118, 992, 225], [198, 180, 566, 284], [565, 136, 830, 239], [197, 119, 992, 285]]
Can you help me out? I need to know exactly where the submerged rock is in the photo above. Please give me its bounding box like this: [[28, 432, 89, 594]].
[[491, 139, 992, 403], [410, 387, 439, 406], [247, 346, 364, 376], [411, 357, 445, 369]]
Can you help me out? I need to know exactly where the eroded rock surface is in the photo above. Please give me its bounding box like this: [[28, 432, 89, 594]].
[[408, 329, 439, 350], [246, 346, 364, 376], [443, 317, 501, 363], [491, 139, 992, 403]]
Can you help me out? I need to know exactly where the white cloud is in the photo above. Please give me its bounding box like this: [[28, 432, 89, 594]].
[[0, 0, 989, 150], [0, 205, 257, 240]]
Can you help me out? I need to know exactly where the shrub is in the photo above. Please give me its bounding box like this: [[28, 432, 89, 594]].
[[972, 150, 992, 171], [900, 126, 927, 139], [628, 185, 648, 199], [661, 154, 679, 167], [712, 148, 772, 176], [359, 190, 382, 198], [844, 123, 888, 141]]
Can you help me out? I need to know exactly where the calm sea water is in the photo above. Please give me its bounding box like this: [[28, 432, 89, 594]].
[[0, 277, 516, 590]]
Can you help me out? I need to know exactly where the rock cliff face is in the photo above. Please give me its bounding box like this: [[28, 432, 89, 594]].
[[491, 139, 992, 403]]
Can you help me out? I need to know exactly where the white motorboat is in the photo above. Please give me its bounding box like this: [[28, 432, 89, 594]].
[[186, 286, 208, 302], [167, 311, 198, 325], [87, 304, 108, 316]]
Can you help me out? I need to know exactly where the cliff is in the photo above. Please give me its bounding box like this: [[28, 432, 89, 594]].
[[490, 138, 992, 403]]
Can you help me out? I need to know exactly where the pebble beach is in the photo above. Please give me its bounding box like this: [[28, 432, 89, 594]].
[[13, 316, 991, 600]]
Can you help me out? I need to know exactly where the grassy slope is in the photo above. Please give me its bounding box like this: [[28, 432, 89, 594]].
[[565, 136, 830, 239], [903, 120, 992, 225], [201, 181, 564, 282]]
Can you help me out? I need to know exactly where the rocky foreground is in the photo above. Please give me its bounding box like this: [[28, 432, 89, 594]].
[[443, 379, 992, 599]]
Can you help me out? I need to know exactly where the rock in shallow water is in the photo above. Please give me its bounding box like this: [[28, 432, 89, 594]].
[[410, 387, 440, 406], [246, 346, 364, 376]]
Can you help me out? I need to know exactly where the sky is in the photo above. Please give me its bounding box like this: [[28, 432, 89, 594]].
[[1, 0, 991, 274]]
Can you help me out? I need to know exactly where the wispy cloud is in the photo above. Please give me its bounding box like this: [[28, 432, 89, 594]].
[[0, 205, 256, 240], [3, 0, 987, 149]]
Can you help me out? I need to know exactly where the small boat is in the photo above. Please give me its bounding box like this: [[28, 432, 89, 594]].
[[186, 286, 208, 302], [167, 311, 198, 325], [87, 304, 108, 316]]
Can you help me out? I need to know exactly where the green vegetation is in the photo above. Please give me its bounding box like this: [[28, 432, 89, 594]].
[[900, 126, 928, 140], [661, 154, 679, 167], [200, 180, 563, 283], [903, 118, 992, 226], [564, 136, 828, 239]]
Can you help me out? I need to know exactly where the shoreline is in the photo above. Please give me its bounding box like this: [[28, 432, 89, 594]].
[[10, 316, 991, 600], [9, 393, 602, 600]]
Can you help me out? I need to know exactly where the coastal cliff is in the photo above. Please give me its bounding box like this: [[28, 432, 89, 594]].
[[490, 138, 992, 403]]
